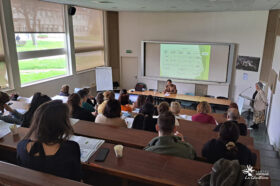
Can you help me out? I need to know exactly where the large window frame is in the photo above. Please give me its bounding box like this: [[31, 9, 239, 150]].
[[0, 0, 107, 90]]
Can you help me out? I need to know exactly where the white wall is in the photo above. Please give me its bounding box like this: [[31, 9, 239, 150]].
[[7, 70, 96, 97], [267, 36, 280, 151], [119, 11, 268, 101]]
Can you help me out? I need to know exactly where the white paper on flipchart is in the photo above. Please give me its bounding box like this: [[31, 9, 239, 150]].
[[96, 67, 113, 91]]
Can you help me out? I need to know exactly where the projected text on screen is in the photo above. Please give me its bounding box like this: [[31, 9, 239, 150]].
[[160, 44, 211, 80]]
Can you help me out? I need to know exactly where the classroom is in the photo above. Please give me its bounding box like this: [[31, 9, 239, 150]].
[[0, 0, 279, 185]]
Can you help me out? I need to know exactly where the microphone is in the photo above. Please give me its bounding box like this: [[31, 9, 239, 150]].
[[239, 86, 252, 96]]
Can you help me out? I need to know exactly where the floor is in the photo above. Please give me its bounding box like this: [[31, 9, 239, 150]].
[[249, 122, 280, 186]]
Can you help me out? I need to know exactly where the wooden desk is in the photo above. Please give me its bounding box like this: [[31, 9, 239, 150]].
[[73, 121, 259, 169], [0, 161, 88, 186], [0, 127, 268, 185], [178, 120, 253, 146], [128, 90, 231, 106], [0, 127, 211, 186]]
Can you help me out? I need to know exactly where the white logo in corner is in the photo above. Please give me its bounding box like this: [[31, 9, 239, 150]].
[[242, 165, 269, 180]]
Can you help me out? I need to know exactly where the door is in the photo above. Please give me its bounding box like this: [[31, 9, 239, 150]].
[[120, 57, 138, 90]]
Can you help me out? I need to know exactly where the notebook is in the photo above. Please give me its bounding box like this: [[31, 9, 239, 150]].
[[70, 135, 105, 163]]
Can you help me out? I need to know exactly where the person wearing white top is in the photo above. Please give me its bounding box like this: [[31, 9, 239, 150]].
[[250, 82, 267, 129]]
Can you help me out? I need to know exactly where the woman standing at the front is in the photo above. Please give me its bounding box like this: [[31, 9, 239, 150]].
[[250, 82, 267, 129]]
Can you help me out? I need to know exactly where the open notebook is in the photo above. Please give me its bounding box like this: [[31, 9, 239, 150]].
[[0, 121, 20, 139], [69, 135, 105, 163]]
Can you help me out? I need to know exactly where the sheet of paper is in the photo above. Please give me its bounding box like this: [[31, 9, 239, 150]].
[[164, 93, 170, 97], [69, 135, 105, 162], [0, 120, 20, 139], [52, 95, 68, 103], [70, 118, 79, 126]]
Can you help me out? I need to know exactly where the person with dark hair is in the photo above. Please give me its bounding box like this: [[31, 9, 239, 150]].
[[97, 91, 115, 114], [67, 93, 95, 122], [132, 103, 157, 132], [144, 111, 196, 159], [163, 79, 177, 94], [214, 108, 247, 136], [192, 101, 216, 125], [17, 100, 82, 181], [202, 121, 256, 166], [59, 85, 70, 97], [95, 92, 104, 113], [145, 95, 154, 104], [77, 89, 94, 113], [1, 92, 51, 128], [132, 95, 146, 110], [119, 93, 132, 112], [95, 99, 127, 127], [157, 102, 170, 114]]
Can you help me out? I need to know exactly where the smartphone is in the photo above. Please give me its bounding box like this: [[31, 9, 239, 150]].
[[94, 148, 109, 162], [7, 102, 13, 106]]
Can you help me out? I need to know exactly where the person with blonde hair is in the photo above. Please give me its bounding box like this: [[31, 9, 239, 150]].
[[170, 101, 182, 126], [192, 101, 216, 125]]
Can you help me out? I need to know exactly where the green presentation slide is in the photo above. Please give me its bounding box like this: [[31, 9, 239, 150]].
[[160, 44, 211, 80]]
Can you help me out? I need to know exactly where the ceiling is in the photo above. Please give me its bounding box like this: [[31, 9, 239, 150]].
[[43, 0, 280, 12]]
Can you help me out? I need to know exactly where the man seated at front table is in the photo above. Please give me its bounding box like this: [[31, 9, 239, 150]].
[[144, 111, 196, 159], [163, 79, 177, 94]]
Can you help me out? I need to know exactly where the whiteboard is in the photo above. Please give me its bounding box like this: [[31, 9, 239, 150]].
[[96, 67, 113, 91]]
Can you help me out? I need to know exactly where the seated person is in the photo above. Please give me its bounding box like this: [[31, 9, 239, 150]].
[[145, 95, 158, 115], [214, 108, 247, 136], [192, 101, 216, 125], [202, 121, 256, 166], [1, 92, 51, 128], [59, 85, 70, 97], [132, 95, 146, 110], [77, 89, 94, 113], [95, 92, 104, 113], [163, 79, 177, 94], [17, 100, 82, 181], [97, 91, 115, 114], [67, 93, 95, 122], [157, 101, 170, 114], [170, 101, 182, 126], [144, 111, 196, 159], [132, 103, 157, 132], [223, 102, 239, 117], [0, 91, 11, 114], [119, 91, 132, 112], [95, 99, 127, 128]]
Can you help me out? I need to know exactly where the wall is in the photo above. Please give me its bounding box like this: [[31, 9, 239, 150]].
[[267, 36, 280, 151], [119, 11, 268, 101], [7, 70, 96, 97]]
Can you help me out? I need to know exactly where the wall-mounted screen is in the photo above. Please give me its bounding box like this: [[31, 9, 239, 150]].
[[143, 41, 234, 83]]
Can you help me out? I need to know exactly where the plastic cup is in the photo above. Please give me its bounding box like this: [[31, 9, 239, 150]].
[[114, 145, 124, 158]]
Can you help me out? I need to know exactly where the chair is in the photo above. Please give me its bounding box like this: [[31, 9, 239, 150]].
[[135, 83, 147, 92], [180, 93, 197, 110], [213, 96, 229, 113]]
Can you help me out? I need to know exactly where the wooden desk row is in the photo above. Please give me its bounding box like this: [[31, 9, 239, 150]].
[[0, 161, 88, 186], [0, 126, 269, 186], [0, 127, 213, 186], [73, 120, 260, 170], [128, 90, 231, 106]]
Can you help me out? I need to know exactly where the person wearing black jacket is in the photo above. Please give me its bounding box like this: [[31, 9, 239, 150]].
[[67, 93, 95, 122], [214, 108, 247, 136], [203, 121, 256, 166]]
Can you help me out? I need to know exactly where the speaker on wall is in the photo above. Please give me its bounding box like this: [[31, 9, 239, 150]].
[[68, 6, 76, 16]]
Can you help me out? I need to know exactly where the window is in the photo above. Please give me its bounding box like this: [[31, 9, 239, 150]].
[[0, 23, 9, 89], [11, 0, 67, 85], [73, 7, 105, 72]]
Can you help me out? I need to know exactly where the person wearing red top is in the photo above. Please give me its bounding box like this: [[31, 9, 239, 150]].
[[192, 101, 216, 125]]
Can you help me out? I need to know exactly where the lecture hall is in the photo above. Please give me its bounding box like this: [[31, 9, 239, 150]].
[[0, 0, 279, 185]]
